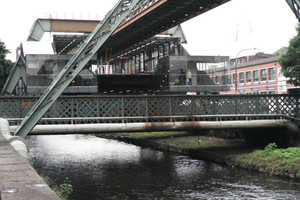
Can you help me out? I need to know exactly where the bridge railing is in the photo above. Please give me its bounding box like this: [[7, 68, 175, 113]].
[[1, 94, 300, 124]]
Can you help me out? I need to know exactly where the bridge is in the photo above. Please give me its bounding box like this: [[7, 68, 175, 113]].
[[8, 0, 232, 137], [1, 2, 300, 199], [1, 94, 299, 137], [1, 0, 300, 138]]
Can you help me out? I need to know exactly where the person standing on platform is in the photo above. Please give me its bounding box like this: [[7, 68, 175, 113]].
[[187, 69, 192, 85]]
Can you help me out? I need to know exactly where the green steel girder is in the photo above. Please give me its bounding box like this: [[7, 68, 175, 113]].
[[100, 0, 231, 56], [167, 25, 187, 44], [27, 19, 51, 41], [286, 0, 300, 21], [15, 0, 140, 138], [1, 53, 27, 96]]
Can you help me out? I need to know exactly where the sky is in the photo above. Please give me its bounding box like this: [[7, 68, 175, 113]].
[[0, 0, 298, 62]]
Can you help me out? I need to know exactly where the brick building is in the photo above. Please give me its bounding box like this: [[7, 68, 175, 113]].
[[219, 55, 295, 94]]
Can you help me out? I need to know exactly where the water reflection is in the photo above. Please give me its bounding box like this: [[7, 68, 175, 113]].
[[27, 134, 300, 200]]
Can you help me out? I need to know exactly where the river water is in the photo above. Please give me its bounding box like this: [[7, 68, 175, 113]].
[[27, 134, 300, 200]]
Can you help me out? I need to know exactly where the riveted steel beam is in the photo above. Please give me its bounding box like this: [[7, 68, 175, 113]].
[[15, 0, 140, 138], [27, 19, 101, 41], [286, 0, 300, 21], [1, 53, 27, 96], [27, 19, 51, 41]]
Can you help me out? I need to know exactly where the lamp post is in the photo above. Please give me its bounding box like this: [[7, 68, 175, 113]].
[[235, 48, 256, 94]]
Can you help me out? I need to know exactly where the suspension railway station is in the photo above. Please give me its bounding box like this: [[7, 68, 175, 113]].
[[20, 25, 230, 96], [2, 2, 232, 97]]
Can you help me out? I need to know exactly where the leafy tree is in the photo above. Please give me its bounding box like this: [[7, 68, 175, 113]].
[[278, 24, 300, 86], [255, 52, 273, 56], [273, 46, 288, 56], [0, 39, 13, 93]]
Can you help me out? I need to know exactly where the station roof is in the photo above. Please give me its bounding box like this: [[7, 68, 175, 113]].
[[52, 24, 187, 55], [27, 0, 230, 56], [53, 34, 88, 55]]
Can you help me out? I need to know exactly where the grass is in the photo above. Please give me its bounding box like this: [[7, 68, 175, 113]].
[[110, 132, 300, 178], [29, 152, 73, 200], [232, 145, 300, 174], [40, 174, 73, 200], [114, 131, 245, 149], [122, 131, 173, 138]]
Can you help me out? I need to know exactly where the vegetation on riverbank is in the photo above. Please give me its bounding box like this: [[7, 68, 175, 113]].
[[29, 151, 73, 200], [110, 132, 245, 150], [104, 132, 300, 179], [230, 143, 300, 178]]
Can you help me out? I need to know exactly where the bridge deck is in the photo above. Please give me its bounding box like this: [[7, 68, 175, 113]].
[[1, 94, 300, 126]]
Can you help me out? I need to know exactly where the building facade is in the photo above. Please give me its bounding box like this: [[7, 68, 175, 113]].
[[219, 55, 294, 95]]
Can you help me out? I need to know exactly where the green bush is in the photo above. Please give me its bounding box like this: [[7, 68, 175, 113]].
[[265, 143, 277, 152], [56, 177, 73, 200]]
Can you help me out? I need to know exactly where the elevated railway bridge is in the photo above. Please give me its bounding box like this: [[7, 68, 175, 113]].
[[1, 0, 300, 139]]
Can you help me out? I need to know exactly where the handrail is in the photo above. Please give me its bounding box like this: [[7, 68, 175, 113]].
[[5, 114, 293, 123]]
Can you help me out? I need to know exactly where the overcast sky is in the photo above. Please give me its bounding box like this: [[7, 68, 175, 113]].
[[0, 0, 298, 62]]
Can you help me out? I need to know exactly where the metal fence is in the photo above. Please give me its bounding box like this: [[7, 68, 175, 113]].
[[1, 94, 300, 125]]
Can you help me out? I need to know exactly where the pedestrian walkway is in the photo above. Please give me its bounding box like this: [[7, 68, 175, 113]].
[[0, 134, 59, 200]]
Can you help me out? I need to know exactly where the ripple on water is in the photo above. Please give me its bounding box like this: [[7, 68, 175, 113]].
[[27, 135, 300, 200]]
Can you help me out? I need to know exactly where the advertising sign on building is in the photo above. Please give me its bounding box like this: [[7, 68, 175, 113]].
[[278, 68, 288, 81]]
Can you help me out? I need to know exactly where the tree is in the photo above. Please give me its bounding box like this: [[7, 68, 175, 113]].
[[0, 39, 13, 93], [273, 46, 288, 56], [278, 23, 300, 86]]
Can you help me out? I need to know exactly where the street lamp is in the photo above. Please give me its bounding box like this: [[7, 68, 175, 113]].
[[235, 48, 256, 94]]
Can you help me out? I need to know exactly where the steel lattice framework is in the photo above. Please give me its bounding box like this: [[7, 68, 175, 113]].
[[3, 94, 300, 128], [286, 0, 300, 21], [14, 0, 143, 138], [11, 0, 299, 138]]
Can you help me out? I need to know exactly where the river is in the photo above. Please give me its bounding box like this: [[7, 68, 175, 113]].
[[27, 134, 300, 200]]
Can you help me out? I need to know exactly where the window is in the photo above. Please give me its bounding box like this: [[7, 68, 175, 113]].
[[226, 74, 231, 84], [246, 71, 251, 83], [221, 75, 230, 85], [221, 75, 226, 85], [239, 72, 244, 84], [253, 70, 259, 82], [261, 69, 266, 81], [215, 75, 219, 84], [233, 73, 237, 83], [268, 68, 275, 81]]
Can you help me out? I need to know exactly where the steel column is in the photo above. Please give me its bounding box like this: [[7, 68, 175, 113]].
[[14, 0, 140, 138], [1, 54, 27, 96], [286, 0, 300, 21]]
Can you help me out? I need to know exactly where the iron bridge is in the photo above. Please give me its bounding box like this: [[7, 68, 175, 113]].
[[2, 94, 300, 126]]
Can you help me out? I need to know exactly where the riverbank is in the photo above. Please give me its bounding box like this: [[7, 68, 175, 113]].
[[0, 134, 60, 200], [99, 131, 300, 180]]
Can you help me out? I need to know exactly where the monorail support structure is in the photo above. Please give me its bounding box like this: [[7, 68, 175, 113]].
[[286, 0, 300, 21], [1, 53, 27, 96], [14, 0, 140, 138]]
